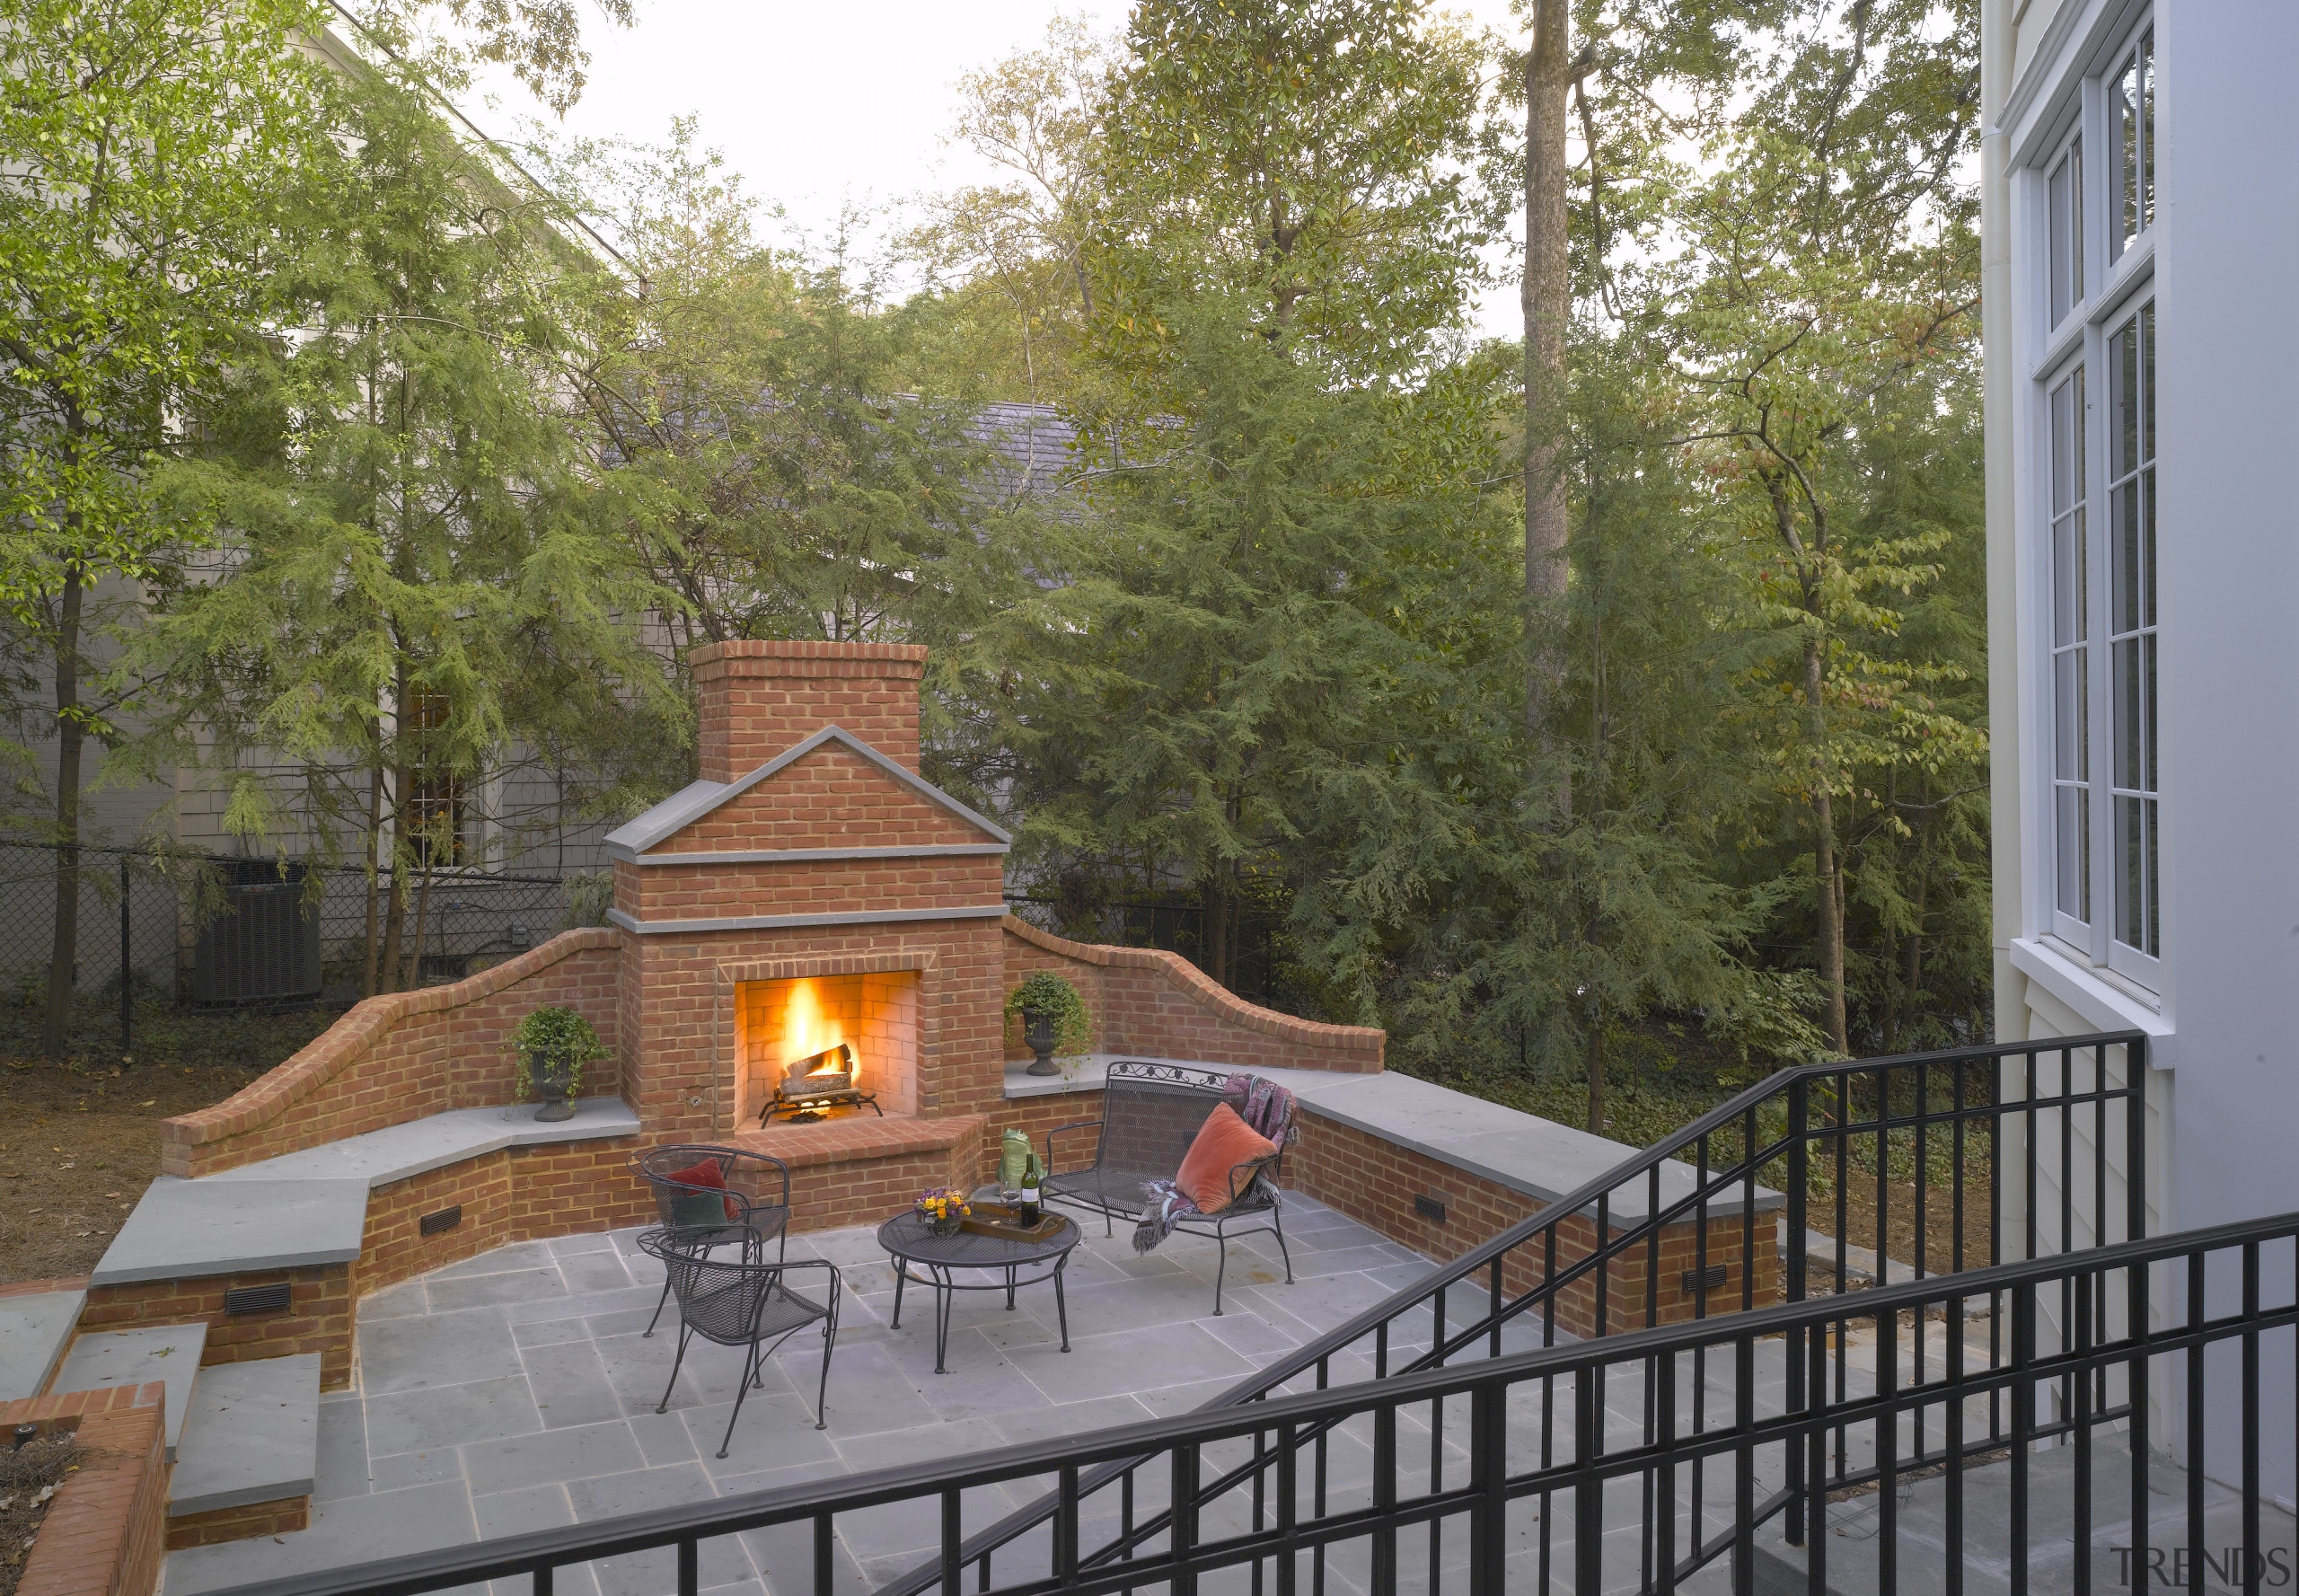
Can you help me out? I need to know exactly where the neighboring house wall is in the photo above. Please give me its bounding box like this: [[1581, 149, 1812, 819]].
[[1984, 0, 2297, 1496]]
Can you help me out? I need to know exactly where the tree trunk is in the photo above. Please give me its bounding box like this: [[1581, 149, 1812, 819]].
[[402, 859, 436, 991], [378, 774, 410, 995], [361, 761, 383, 998], [1804, 636, 1848, 1054], [1523, 0, 1572, 811], [41, 564, 85, 1058], [1202, 867, 1230, 992], [1585, 1001, 1607, 1136]]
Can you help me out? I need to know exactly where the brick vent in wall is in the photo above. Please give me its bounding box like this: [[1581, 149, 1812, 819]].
[[2, 1384, 170, 1596]]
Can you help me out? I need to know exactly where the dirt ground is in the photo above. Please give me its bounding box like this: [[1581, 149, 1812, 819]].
[[0, 1432, 84, 1596], [0, 998, 336, 1288], [1822, 1175, 1999, 1283]]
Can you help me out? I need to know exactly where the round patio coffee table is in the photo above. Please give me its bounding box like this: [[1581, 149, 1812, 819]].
[[877, 1210, 1079, 1374]]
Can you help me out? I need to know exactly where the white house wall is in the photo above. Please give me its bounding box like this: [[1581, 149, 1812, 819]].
[[1987, 0, 2299, 1503]]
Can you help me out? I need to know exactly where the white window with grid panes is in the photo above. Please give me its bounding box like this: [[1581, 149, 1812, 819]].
[[2036, 13, 2159, 987]]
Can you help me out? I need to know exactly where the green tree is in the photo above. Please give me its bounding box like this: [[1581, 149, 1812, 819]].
[[1660, 119, 1983, 1054], [119, 70, 680, 993], [0, 0, 338, 1052], [905, 16, 1114, 406], [1091, 0, 1486, 381]]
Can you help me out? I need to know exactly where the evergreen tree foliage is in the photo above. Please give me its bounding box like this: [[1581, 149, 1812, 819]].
[[117, 70, 679, 993]]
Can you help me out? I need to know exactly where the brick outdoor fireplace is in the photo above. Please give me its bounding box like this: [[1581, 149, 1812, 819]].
[[603, 640, 1013, 1200]]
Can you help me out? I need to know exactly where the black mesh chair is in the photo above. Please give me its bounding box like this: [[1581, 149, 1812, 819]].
[[1043, 1061, 1295, 1313], [633, 1145, 791, 1336], [636, 1227, 841, 1457]]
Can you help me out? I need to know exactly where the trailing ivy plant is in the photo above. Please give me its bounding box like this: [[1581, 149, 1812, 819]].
[[509, 1005, 608, 1099], [1004, 971, 1092, 1055]]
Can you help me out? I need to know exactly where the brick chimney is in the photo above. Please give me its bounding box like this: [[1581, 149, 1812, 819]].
[[690, 640, 928, 781]]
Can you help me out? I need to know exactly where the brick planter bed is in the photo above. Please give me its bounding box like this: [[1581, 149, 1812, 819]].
[[0, 1385, 168, 1596]]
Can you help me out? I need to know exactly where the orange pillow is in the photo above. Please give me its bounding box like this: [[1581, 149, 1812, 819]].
[[1175, 1103, 1278, 1214]]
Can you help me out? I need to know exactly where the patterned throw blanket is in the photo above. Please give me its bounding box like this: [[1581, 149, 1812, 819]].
[[1133, 1074, 1296, 1255]]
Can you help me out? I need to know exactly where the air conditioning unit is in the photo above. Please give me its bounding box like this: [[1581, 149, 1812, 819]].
[[192, 859, 322, 1007]]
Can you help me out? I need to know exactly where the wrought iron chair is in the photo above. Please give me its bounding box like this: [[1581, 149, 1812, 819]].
[[636, 1227, 841, 1456], [632, 1144, 792, 1336], [1043, 1061, 1295, 1313]]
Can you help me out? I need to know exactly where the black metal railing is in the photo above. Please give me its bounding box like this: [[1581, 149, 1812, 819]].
[[219, 1204, 2295, 1596], [207, 1039, 2161, 1596], [868, 1031, 2150, 1594]]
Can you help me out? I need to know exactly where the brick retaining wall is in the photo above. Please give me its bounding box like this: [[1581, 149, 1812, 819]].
[[1285, 1107, 1781, 1337], [1000, 920, 1383, 1074], [4, 1384, 169, 1596], [163, 930, 623, 1178]]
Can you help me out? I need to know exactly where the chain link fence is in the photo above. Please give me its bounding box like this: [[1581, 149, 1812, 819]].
[[0, 842, 593, 1025]]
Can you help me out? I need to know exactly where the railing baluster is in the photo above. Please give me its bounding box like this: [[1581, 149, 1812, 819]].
[[1785, 1078, 1808, 1549], [677, 1535, 698, 1596], [941, 1489, 962, 1596], [1732, 1333, 1754, 1596], [1312, 1361, 1327, 1596], [1808, 1310, 1830, 1596], [1173, 1442, 1200, 1596], [533, 1564, 552, 1596], [815, 1513, 833, 1596], [1470, 1379, 1506, 1596], [2244, 1239, 2263, 1596], [1945, 1290, 1964, 1596], [1057, 1463, 1079, 1591], [1574, 1362, 1601, 1596], [1277, 1419, 1299, 1596], [2011, 1280, 2033, 1596], [1878, 1298, 1898, 1596], [1655, 1347, 1677, 1596], [2189, 1250, 2208, 1596], [2074, 1261, 2093, 1596], [1372, 1400, 1397, 1595]]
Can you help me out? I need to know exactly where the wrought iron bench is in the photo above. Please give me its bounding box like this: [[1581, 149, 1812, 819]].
[[1043, 1060, 1295, 1314]]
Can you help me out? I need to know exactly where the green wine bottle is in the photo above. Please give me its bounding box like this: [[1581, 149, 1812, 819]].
[[1019, 1152, 1042, 1224]]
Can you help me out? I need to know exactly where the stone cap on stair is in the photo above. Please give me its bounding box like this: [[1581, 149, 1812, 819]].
[[167, 1353, 321, 1518], [0, 1286, 87, 1401]]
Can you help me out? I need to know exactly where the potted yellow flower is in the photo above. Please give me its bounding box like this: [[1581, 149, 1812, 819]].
[[915, 1187, 970, 1238]]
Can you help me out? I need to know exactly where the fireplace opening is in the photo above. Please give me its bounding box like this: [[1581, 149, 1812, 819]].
[[738, 972, 918, 1126]]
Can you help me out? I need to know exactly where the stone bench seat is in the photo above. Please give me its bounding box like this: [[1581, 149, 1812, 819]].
[[94, 1097, 641, 1287]]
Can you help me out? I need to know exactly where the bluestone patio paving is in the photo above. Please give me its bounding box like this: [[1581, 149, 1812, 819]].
[[160, 1190, 1430, 1596]]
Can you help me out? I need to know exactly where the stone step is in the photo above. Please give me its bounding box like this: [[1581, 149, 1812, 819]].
[[166, 1353, 322, 1520], [50, 1321, 207, 1459], [0, 1288, 86, 1401], [1745, 1434, 2299, 1595]]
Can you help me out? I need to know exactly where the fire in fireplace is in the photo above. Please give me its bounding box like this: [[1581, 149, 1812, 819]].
[[765, 1040, 880, 1124], [742, 974, 915, 1125]]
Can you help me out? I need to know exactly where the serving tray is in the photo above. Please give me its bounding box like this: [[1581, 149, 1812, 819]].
[[957, 1202, 1064, 1242]]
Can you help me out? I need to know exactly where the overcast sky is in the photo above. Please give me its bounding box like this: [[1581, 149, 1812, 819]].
[[465, 0, 1529, 336]]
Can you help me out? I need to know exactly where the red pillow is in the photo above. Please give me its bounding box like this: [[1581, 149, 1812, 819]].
[[1175, 1104, 1278, 1215], [665, 1160, 740, 1222]]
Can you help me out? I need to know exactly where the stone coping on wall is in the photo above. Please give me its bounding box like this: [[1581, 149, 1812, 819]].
[[199, 1098, 640, 1189], [95, 1098, 639, 1287], [1008, 1056, 1780, 1225]]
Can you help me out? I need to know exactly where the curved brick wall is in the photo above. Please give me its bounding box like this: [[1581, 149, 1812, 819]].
[[1000, 916, 1383, 1072], [162, 928, 623, 1177]]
